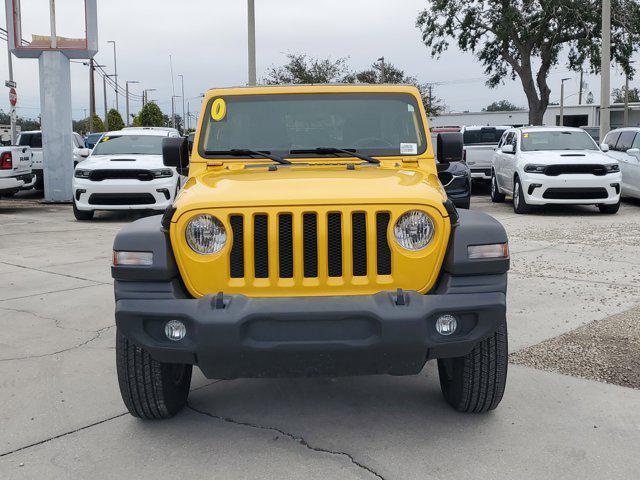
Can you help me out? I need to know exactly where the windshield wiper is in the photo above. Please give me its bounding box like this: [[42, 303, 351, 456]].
[[204, 149, 291, 165], [289, 147, 380, 165]]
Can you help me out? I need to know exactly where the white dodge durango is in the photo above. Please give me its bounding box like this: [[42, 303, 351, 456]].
[[490, 127, 622, 214], [72, 127, 182, 220]]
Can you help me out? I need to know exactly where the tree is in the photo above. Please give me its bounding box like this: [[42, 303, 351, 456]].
[[416, 0, 640, 125], [612, 86, 640, 103], [483, 100, 523, 112], [345, 59, 446, 116], [137, 102, 164, 127], [86, 114, 105, 133], [106, 109, 125, 131], [264, 53, 349, 84]]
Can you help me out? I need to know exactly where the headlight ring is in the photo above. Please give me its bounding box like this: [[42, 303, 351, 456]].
[[185, 214, 227, 255], [393, 210, 435, 251]]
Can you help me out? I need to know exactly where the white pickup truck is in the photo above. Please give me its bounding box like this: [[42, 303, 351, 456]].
[[0, 145, 34, 197], [461, 125, 509, 181]]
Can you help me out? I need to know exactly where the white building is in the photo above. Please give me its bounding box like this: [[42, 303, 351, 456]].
[[429, 103, 640, 130]]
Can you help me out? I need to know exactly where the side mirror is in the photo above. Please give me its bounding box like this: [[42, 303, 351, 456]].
[[79, 148, 91, 158], [436, 132, 463, 162], [500, 144, 514, 154], [627, 147, 640, 158], [163, 136, 189, 175], [600, 143, 610, 152]]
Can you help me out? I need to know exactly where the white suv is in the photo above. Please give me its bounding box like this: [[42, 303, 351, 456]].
[[601, 127, 640, 200], [490, 126, 621, 214], [72, 127, 182, 220]]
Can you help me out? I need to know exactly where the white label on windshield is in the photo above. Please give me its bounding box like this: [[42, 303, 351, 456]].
[[407, 104, 415, 112], [400, 143, 418, 155]]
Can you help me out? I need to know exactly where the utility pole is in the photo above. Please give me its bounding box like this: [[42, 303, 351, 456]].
[[578, 68, 584, 105], [142, 88, 156, 107], [169, 54, 176, 127], [107, 40, 119, 112], [103, 74, 108, 124], [6, 38, 16, 144], [560, 78, 571, 126], [125, 80, 139, 126], [171, 95, 178, 129], [378, 57, 385, 83], [600, 0, 611, 139], [247, 0, 257, 85], [187, 101, 190, 131], [88, 58, 95, 131], [178, 74, 185, 132]]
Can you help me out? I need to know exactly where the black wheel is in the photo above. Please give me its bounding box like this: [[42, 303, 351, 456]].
[[34, 172, 44, 190], [116, 329, 192, 419], [490, 172, 505, 203], [598, 202, 620, 214], [437, 321, 508, 413], [454, 197, 471, 209], [512, 177, 530, 214], [73, 201, 94, 220], [0, 189, 18, 198]]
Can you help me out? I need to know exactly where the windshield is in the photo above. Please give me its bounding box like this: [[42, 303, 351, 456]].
[[463, 128, 507, 145], [199, 93, 427, 158], [91, 135, 164, 155], [521, 130, 599, 151]]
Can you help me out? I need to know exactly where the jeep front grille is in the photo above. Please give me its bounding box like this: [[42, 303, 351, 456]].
[[229, 210, 392, 281]]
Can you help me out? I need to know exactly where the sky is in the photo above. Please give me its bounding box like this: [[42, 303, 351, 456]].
[[0, 0, 636, 123]]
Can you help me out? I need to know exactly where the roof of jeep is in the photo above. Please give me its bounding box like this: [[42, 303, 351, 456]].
[[204, 84, 422, 97]]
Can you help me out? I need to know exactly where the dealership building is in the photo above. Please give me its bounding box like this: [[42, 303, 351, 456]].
[[429, 102, 640, 130]]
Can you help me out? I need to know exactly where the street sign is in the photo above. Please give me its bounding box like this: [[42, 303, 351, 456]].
[[9, 88, 17, 107], [5, 80, 16, 88]]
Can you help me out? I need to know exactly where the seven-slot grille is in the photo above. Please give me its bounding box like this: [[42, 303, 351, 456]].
[[229, 211, 392, 280], [88, 169, 154, 181], [541, 164, 608, 176]]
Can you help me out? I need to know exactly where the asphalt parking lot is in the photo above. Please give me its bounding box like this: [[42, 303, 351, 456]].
[[1, 191, 640, 479]]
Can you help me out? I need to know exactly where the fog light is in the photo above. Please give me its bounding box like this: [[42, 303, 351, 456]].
[[165, 320, 186, 341], [435, 314, 457, 336]]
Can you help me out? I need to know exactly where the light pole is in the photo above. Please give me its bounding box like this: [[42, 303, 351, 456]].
[[247, 0, 256, 85], [624, 60, 635, 127], [171, 95, 181, 130], [178, 74, 186, 132], [125, 80, 139, 126], [378, 56, 385, 83], [6, 40, 16, 144], [559, 77, 571, 126], [107, 40, 119, 113], [600, 0, 611, 139]]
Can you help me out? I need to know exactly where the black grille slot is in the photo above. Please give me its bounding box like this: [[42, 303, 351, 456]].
[[544, 164, 607, 176], [327, 213, 343, 277], [229, 215, 244, 278], [278, 214, 293, 278], [254, 214, 269, 278], [376, 212, 391, 275], [88, 169, 154, 181], [88, 193, 155, 205], [543, 188, 608, 200], [352, 212, 367, 276], [303, 213, 318, 278]]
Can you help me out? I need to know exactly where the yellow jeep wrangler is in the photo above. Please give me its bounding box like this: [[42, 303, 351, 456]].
[[112, 85, 509, 419]]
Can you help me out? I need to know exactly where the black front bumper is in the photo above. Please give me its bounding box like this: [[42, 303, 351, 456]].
[[116, 285, 506, 379]]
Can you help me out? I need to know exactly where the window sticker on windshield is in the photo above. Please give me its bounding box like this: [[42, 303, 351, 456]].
[[211, 98, 227, 122], [400, 143, 418, 155], [523, 133, 529, 138], [407, 104, 415, 112], [101, 136, 110, 142]]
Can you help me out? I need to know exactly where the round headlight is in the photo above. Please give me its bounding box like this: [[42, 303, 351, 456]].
[[393, 210, 435, 251], [186, 214, 227, 254]]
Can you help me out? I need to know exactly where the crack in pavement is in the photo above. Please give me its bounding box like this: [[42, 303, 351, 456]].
[[0, 381, 224, 458], [187, 404, 385, 480], [509, 271, 640, 289], [0, 325, 115, 362], [0, 283, 102, 302], [0, 260, 110, 286], [0, 306, 98, 334]]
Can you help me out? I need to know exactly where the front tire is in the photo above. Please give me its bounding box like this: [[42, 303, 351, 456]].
[[437, 320, 508, 413], [454, 197, 471, 209], [116, 329, 192, 419], [512, 177, 530, 214], [73, 202, 94, 220], [598, 202, 620, 214], [490, 172, 505, 203]]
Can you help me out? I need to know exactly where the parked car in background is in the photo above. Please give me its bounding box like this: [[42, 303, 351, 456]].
[[491, 126, 621, 214], [580, 126, 600, 143], [431, 127, 471, 209], [84, 132, 104, 149], [0, 145, 33, 197], [17, 130, 91, 190], [602, 127, 640, 200], [461, 125, 509, 182], [72, 127, 183, 220]]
